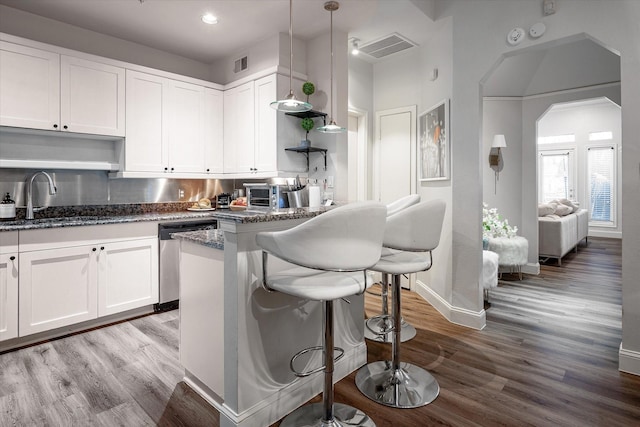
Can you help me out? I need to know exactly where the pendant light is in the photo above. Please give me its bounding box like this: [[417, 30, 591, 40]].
[[270, 0, 312, 112], [317, 1, 346, 133]]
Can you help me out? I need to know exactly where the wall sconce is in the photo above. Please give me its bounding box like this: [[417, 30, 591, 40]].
[[490, 134, 506, 193]]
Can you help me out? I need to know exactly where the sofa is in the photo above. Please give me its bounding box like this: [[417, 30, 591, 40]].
[[538, 199, 588, 265]]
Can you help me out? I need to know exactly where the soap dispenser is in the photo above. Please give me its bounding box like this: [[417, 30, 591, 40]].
[[0, 192, 16, 220]]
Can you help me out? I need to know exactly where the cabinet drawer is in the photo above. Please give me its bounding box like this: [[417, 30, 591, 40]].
[[0, 231, 18, 254], [19, 222, 157, 252]]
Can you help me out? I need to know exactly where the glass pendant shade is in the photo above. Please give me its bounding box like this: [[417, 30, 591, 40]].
[[317, 1, 345, 133], [271, 0, 312, 112], [317, 119, 346, 133], [270, 90, 312, 112]]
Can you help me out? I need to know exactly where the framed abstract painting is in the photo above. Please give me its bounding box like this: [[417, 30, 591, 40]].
[[418, 99, 449, 181]]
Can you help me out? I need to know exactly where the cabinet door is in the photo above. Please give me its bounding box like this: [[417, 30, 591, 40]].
[[19, 245, 98, 336], [60, 55, 125, 136], [97, 238, 158, 317], [223, 81, 254, 173], [254, 74, 277, 173], [125, 70, 169, 172], [168, 80, 205, 173], [0, 253, 18, 342], [0, 41, 60, 131], [204, 87, 224, 174]]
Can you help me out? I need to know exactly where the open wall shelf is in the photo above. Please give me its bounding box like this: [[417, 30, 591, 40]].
[[284, 109, 327, 126], [285, 146, 327, 172]]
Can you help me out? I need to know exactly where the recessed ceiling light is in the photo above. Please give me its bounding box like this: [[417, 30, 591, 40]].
[[201, 13, 218, 25]]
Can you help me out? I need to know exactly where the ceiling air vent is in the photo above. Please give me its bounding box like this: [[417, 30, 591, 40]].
[[358, 33, 417, 59], [234, 56, 248, 73]]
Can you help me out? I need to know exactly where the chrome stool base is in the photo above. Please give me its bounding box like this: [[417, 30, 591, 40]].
[[280, 402, 376, 427], [364, 315, 417, 343], [355, 360, 439, 408]]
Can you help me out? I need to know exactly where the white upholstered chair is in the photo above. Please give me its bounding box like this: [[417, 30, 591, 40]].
[[256, 201, 387, 427]]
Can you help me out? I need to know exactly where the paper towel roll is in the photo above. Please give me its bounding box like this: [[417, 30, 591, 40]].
[[308, 185, 322, 208]]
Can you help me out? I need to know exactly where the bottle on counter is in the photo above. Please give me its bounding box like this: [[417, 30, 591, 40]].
[[0, 192, 16, 220]]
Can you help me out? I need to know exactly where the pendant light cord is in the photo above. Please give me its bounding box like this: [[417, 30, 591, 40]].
[[289, 0, 293, 94], [329, 6, 334, 121]]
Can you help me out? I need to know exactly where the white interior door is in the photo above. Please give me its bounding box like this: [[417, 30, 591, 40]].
[[374, 106, 416, 203], [348, 110, 368, 201], [374, 106, 416, 289]]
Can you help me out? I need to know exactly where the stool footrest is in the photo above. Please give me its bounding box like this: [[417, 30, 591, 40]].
[[365, 314, 395, 336], [365, 281, 384, 297], [290, 345, 345, 378]]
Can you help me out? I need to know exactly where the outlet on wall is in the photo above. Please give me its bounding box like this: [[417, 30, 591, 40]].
[[326, 176, 334, 188]]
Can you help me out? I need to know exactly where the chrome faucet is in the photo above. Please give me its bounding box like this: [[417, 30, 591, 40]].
[[25, 171, 57, 220]]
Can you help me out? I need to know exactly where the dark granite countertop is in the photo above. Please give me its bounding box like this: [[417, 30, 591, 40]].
[[213, 206, 331, 223], [0, 205, 334, 232], [171, 229, 225, 250], [0, 211, 217, 231]]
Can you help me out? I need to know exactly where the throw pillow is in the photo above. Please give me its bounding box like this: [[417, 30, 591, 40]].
[[545, 214, 561, 219], [538, 203, 556, 216], [556, 198, 580, 213], [555, 204, 573, 216]]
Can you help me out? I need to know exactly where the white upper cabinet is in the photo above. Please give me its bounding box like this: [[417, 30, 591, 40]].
[[125, 70, 168, 173], [223, 74, 277, 176], [125, 69, 220, 176], [168, 80, 206, 173], [0, 41, 60, 131], [0, 41, 125, 137], [60, 55, 125, 136], [224, 81, 255, 174], [204, 87, 224, 174], [254, 74, 278, 174]]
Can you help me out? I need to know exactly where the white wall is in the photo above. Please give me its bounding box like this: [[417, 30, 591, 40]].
[[305, 30, 349, 202], [439, 0, 640, 373], [0, 5, 211, 81], [483, 99, 523, 237], [347, 55, 374, 198]]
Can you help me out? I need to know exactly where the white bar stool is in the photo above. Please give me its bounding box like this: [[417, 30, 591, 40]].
[[365, 194, 421, 344], [256, 201, 387, 427], [356, 199, 446, 409]]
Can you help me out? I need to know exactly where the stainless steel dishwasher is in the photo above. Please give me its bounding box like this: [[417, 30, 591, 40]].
[[157, 219, 217, 311]]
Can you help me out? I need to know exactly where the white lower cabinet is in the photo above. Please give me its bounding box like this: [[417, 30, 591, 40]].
[[98, 238, 158, 316], [19, 245, 98, 336], [1, 231, 19, 342], [17, 223, 158, 337], [0, 252, 19, 342]]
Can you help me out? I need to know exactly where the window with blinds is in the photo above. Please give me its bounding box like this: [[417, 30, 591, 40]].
[[587, 145, 615, 225]]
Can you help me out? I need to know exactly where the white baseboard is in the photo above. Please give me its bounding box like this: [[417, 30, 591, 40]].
[[415, 280, 486, 330], [619, 343, 640, 376], [588, 230, 622, 239], [523, 262, 540, 275], [184, 344, 367, 427]]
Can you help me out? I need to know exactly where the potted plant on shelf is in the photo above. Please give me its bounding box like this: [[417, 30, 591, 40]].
[[302, 81, 315, 103], [300, 117, 314, 147]]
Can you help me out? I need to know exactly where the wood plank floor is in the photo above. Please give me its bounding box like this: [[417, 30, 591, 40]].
[[2, 237, 638, 426]]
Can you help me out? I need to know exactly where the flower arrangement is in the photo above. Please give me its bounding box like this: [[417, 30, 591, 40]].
[[483, 203, 518, 238]]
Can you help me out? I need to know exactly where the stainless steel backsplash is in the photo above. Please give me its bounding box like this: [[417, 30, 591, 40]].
[[0, 169, 237, 207]]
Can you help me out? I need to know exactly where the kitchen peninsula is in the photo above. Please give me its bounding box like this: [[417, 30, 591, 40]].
[[173, 206, 369, 427]]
